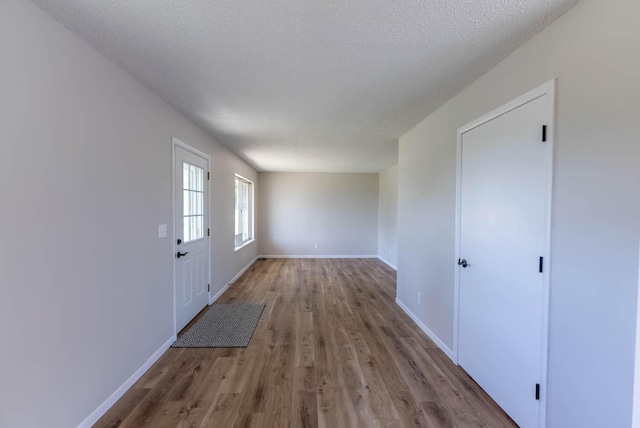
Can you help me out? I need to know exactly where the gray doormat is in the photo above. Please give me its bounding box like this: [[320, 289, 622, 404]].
[[172, 304, 265, 348]]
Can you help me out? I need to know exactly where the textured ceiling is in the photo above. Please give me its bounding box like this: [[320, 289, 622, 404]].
[[32, 0, 578, 172]]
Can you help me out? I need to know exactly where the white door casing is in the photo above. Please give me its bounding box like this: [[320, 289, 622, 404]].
[[173, 139, 210, 333], [454, 81, 555, 428]]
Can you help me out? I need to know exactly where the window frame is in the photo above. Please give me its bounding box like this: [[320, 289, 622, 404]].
[[234, 174, 254, 250], [182, 161, 205, 244]]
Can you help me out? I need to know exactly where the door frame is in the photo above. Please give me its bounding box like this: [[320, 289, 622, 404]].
[[453, 80, 555, 428], [172, 137, 212, 336]]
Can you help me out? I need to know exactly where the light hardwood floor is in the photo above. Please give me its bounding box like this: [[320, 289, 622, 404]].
[[95, 258, 516, 428]]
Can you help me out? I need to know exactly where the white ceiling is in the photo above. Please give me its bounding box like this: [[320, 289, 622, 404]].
[[32, 0, 578, 172]]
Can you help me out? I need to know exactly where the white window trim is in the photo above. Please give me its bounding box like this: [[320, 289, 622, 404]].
[[234, 238, 255, 252], [234, 174, 254, 250]]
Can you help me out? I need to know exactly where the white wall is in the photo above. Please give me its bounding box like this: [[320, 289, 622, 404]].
[[378, 165, 398, 268], [0, 1, 256, 427], [397, 0, 640, 426], [635, 237, 640, 428], [257, 172, 378, 256]]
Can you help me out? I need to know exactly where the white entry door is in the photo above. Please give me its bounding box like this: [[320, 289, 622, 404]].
[[457, 90, 552, 428], [174, 143, 210, 332]]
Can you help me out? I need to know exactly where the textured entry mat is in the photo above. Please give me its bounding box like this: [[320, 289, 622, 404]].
[[172, 304, 265, 348]]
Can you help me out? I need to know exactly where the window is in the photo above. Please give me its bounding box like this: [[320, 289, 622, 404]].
[[235, 175, 253, 247], [183, 162, 204, 242]]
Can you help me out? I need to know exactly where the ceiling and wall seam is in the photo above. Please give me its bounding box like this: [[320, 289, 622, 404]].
[[31, 0, 580, 172]]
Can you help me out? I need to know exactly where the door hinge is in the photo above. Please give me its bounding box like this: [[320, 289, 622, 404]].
[[535, 383, 540, 400], [207, 228, 210, 237], [539, 256, 544, 273], [207, 171, 210, 180], [208, 284, 211, 292], [542, 125, 547, 142]]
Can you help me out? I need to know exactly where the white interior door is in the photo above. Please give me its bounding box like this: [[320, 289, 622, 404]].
[[174, 144, 210, 332], [458, 93, 550, 428]]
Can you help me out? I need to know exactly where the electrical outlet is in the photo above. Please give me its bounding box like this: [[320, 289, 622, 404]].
[[158, 224, 167, 238], [418, 292, 422, 304], [314, 243, 319, 249]]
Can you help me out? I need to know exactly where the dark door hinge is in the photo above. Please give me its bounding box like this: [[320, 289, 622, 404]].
[[208, 284, 211, 292], [207, 228, 210, 237], [535, 383, 540, 400], [542, 125, 547, 142], [207, 171, 210, 180], [539, 257, 544, 273]]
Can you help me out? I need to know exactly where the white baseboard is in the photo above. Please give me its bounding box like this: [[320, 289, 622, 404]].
[[377, 256, 397, 270], [78, 257, 261, 426], [395, 297, 455, 362], [210, 256, 258, 304], [210, 281, 233, 305], [77, 334, 176, 428], [258, 254, 378, 259]]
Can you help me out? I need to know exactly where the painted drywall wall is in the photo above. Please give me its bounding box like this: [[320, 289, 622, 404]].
[[397, 0, 640, 426], [0, 1, 256, 427], [378, 166, 398, 268], [257, 173, 378, 256], [634, 238, 640, 428]]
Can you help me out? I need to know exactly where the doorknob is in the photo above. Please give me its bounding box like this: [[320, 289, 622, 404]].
[[176, 251, 189, 259], [458, 258, 468, 268]]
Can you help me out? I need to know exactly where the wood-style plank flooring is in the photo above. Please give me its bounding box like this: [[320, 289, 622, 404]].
[[96, 258, 516, 427]]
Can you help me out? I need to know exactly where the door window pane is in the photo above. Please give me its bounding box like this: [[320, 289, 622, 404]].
[[182, 162, 205, 243]]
